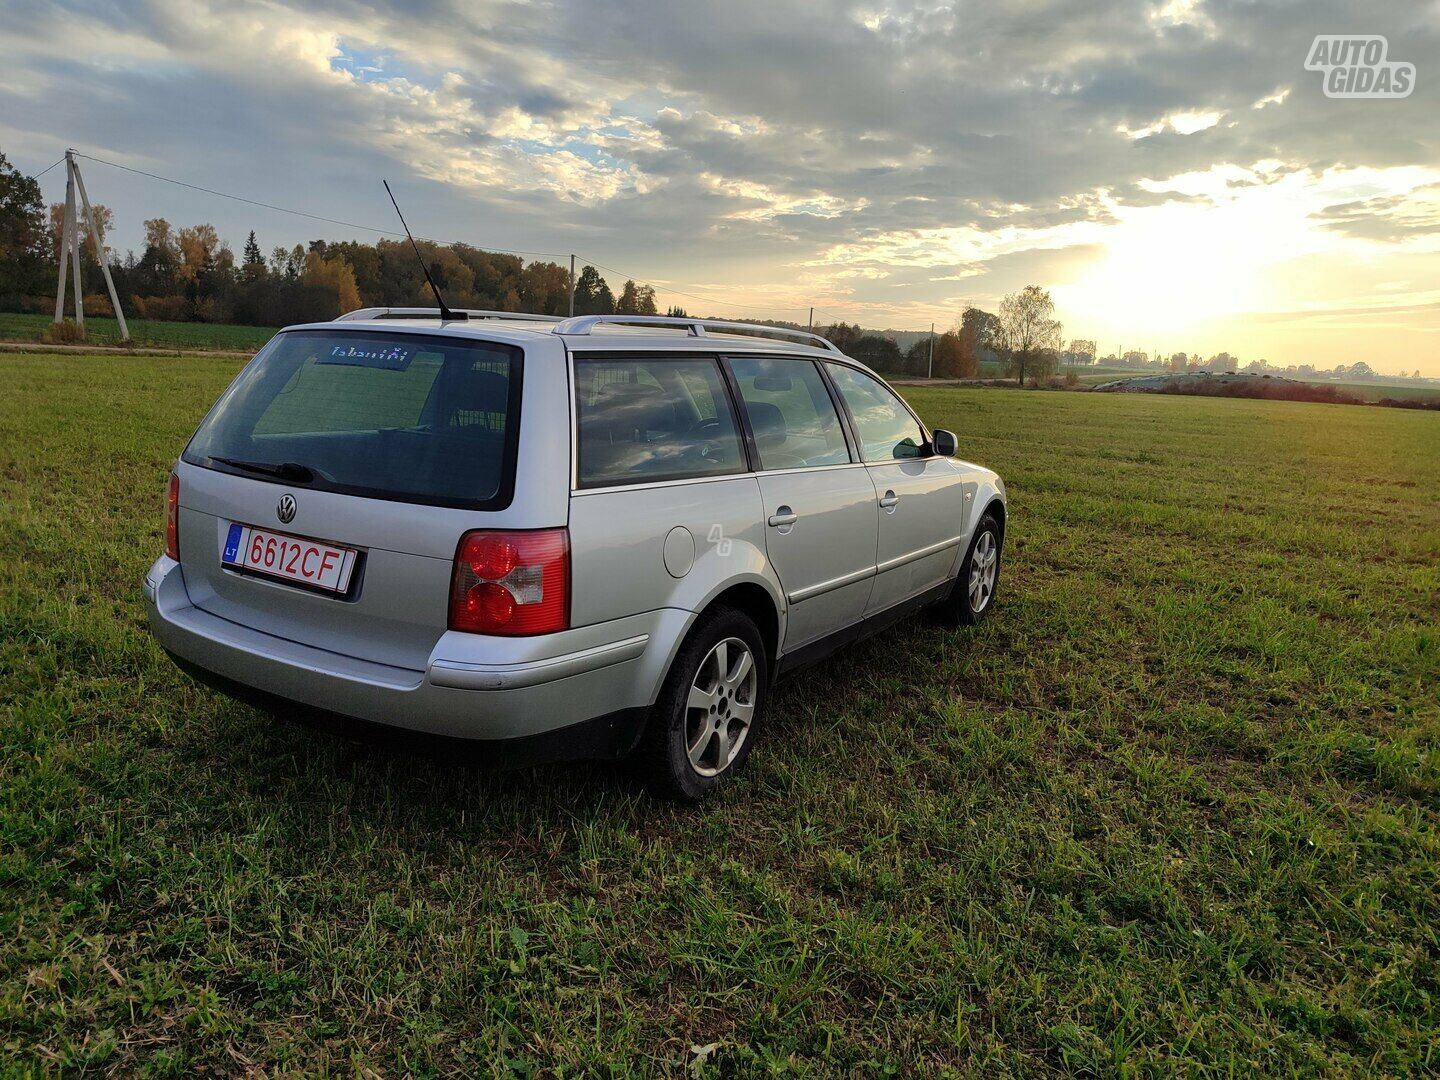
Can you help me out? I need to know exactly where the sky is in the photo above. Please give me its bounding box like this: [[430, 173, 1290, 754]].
[[2, 0, 1438, 373]]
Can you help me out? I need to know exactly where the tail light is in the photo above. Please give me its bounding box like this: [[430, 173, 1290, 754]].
[[165, 472, 180, 560], [450, 529, 569, 635]]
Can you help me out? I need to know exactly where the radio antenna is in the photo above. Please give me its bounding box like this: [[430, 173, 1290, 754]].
[[382, 180, 463, 322]]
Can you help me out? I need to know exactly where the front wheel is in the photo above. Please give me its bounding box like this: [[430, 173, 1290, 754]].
[[635, 607, 768, 802], [942, 513, 1001, 625]]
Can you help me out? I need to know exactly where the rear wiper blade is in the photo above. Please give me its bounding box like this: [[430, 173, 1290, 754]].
[[211, 456, 315, 483]]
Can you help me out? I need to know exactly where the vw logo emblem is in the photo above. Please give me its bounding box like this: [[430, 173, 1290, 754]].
[[276, 493, 297, 524]]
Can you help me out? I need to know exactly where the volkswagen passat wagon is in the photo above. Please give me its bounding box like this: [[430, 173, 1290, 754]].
[[145, 310, 1006, 800]]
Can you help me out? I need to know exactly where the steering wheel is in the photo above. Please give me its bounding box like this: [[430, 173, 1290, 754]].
[[683, 416, 725, 461]]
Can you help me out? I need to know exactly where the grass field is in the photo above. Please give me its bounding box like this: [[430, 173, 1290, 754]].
[[2, 351, 1437, 1075], [0, 312, 273, 352]]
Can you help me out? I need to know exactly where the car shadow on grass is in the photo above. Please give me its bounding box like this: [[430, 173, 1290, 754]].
[[164, 615, 994, 845]]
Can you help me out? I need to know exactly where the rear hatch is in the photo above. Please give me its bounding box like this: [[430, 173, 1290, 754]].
[[175, 328, 523, 671]]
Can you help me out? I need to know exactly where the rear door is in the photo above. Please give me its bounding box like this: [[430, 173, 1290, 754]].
[[726, 356, 878, 649], [824, 362, 965, 616], [176, 329, 533, 671]]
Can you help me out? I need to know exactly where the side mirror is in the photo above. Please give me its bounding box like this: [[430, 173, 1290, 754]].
[[931, 428, 957, 457]]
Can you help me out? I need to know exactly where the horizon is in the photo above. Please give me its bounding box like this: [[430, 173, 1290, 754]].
[[3, 1, 1437, 373]]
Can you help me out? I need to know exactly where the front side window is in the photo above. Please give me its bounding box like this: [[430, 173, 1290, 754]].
[[184, 330, 521, 508], [728, 357, 851, 470], [825, 363, 926, 461], [575, 357, 745, 488]]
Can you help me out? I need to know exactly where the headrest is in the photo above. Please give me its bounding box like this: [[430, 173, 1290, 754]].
[[452, 368, 509, 413], [747, 401, 786, 448]]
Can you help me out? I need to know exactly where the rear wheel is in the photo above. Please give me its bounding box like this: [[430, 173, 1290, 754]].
[[635, 607, 768, 802]]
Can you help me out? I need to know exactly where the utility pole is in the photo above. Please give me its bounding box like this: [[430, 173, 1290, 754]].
[[72, 153, 127, 341], [808, 306, 813, 332], [568, 255, 576, 317], [53, 150, 129, 341], [54, 155, 84, 332], [926, 322, 935, 379], [53, 158, 74, 325]]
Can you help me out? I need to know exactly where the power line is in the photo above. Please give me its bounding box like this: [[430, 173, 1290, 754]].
[[70, 150, 573, 260], [28, 156, 65, 181]]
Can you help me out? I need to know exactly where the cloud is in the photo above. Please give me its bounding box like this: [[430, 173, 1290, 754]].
[[0, 0, 1437, 367]]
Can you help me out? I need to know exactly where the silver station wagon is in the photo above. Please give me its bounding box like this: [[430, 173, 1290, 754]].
[[145, 311, 1006, 800]]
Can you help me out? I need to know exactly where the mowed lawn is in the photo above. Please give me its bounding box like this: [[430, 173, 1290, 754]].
[[1, 352, 1437, 1075]]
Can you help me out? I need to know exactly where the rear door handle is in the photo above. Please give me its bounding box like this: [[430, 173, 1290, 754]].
[[879, 490, 899, 509], [768, 506, 798, 527]]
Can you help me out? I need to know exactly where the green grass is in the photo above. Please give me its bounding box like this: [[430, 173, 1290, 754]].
[[0, 311, 274, 351], [2, 351, 1438, 1075]]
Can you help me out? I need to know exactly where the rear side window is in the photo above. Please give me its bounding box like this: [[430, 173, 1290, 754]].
[[184, 331, 521, 509], [575, 357, 744, 488], [728, 357, 851, 470], [825, 363, 925, 461]]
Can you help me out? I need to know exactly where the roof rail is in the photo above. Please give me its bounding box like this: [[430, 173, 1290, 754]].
[[335, 307, 561, 323], [551, 314, 841, 353]]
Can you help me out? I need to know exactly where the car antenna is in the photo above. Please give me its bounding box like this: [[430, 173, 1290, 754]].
[[382, 180, 465, 322]]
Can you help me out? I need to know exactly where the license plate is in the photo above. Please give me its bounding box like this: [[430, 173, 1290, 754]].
[[222, 523, 358, 594]]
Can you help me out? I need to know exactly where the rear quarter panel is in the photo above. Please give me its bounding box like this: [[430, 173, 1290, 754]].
[[566, 476, 781, 628]]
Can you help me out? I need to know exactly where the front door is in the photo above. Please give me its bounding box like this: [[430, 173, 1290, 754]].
[[726, 356, 879, 650], [824, 362, 966, 615]]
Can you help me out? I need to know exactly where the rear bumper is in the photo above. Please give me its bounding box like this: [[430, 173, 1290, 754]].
[[143, 555, 689, 753]]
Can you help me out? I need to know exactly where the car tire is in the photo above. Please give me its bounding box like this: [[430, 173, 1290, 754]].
[[635, 606, 769, 802], [942, 512, 1001, 626]]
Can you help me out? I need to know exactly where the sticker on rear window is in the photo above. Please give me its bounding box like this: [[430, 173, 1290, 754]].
[[317, 343, 414, 370]]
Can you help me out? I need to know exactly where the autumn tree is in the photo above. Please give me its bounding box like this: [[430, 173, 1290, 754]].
[[956, 306, 998, 377], [302, 250, 362, 318], [996, 286, 1063, 385], [176, 223, 227, 282], [906, 331, 965, 378], [49, 200, 113, 264]]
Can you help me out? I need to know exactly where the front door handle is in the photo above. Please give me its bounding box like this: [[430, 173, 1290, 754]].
[[879, 490, 899, 510], [768, 506, 798, 527]]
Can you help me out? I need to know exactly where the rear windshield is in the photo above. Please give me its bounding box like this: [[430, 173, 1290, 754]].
[[183, 330, 522, 509]]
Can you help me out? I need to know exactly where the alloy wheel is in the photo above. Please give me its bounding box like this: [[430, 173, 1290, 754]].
[[968, 529, 997, 614], [684, 637, 757, 777]]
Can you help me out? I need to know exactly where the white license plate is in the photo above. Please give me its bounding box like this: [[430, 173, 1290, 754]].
[[222, 523, 358, 594]]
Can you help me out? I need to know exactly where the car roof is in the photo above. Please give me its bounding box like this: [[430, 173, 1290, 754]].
[[279, 311, 877, 371]]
